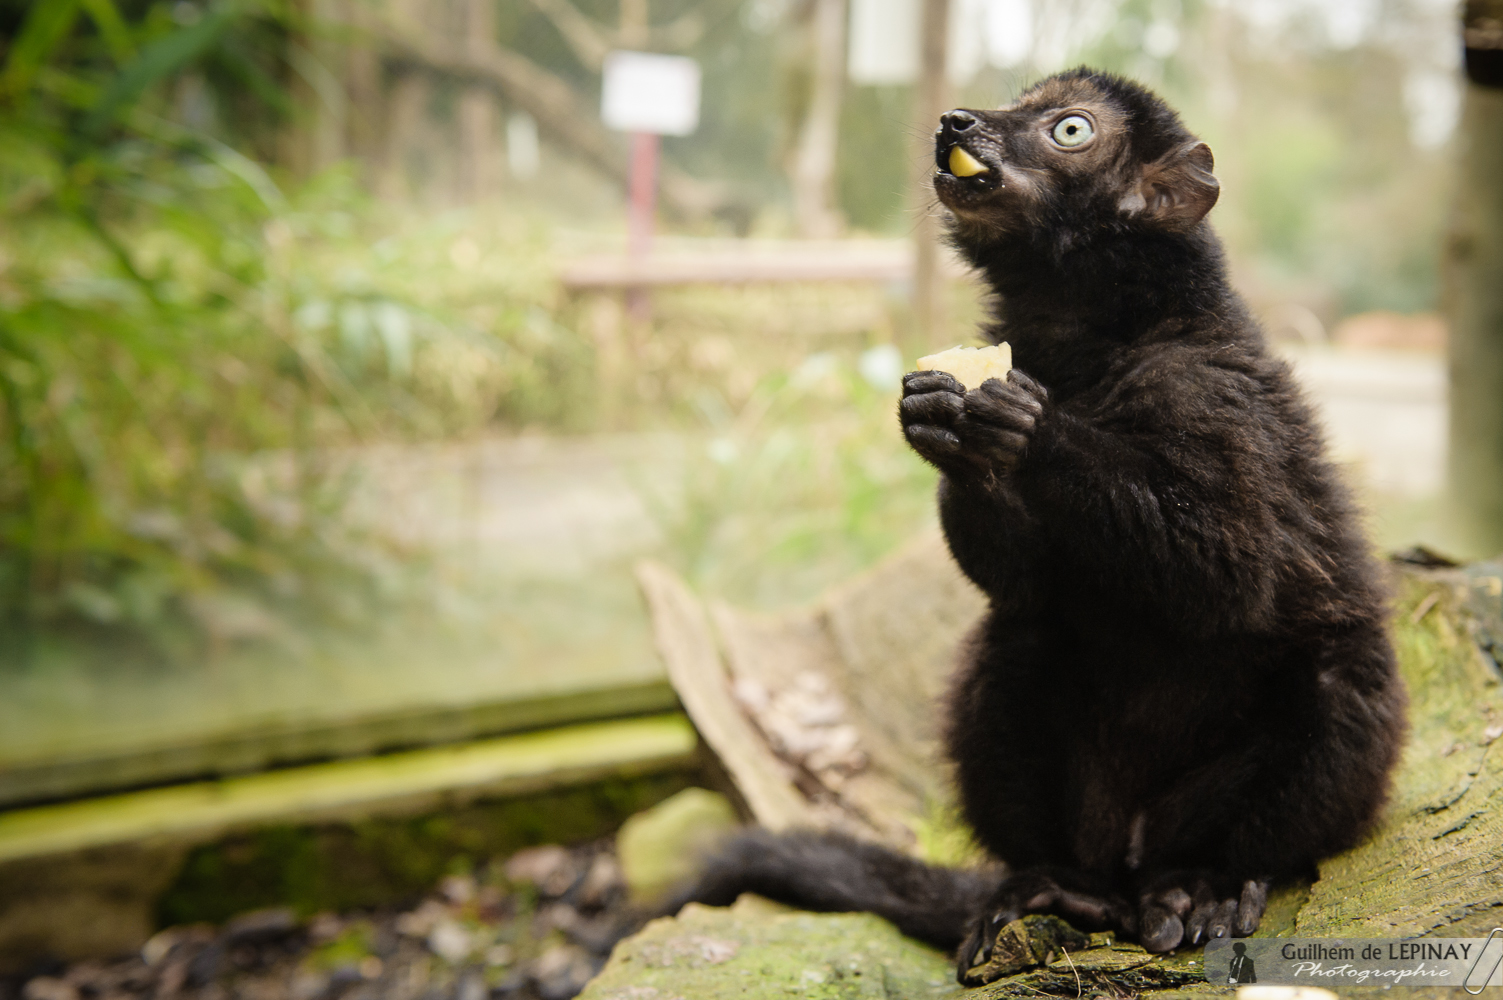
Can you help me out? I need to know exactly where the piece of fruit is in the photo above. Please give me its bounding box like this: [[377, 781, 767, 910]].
[[915, 343, 1012, 390], [948, 146, 990, 177]]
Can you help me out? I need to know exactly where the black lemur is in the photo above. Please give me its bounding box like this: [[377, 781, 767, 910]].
[[664, 68, 1407, 979]]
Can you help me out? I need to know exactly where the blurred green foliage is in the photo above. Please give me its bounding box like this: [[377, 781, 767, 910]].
[[1073, 0, 1452, 318], [0, 0, 581, 660], [0, 0, 1459, 668]]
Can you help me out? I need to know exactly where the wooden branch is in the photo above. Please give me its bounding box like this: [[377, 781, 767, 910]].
[[635, 561, 817, 832], [351, 8, 735, 220], [523, 0, 612, 72], [649, 10, 706, 51]]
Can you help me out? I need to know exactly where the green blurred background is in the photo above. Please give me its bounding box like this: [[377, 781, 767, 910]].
[[0, 0, 1464, 670]]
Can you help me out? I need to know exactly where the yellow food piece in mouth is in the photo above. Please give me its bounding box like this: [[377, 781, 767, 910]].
[[948, 146, 989, 177], [915, 343, 1012, 390]]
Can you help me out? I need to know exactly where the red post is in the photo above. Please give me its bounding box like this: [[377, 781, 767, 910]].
[[628, 131, 659, 256], [626, 131, 658, 320]]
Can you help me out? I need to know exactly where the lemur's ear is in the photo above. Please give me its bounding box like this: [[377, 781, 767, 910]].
[[1118, 141, 1219, 230]]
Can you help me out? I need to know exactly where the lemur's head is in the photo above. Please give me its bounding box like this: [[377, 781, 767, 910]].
[[933, 69, 1219, 248]]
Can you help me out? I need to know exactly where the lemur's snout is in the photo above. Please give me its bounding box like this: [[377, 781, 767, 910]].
[[941, 109, 978, 135]]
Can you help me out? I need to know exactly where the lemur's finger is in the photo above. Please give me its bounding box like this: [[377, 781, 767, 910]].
[[903, 371, 964, 396], [900, 390, 965, 425]]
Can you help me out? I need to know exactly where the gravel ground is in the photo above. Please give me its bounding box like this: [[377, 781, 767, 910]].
[[4, 842, 636, 1000]]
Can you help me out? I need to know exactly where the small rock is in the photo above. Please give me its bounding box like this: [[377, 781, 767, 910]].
[[358, 956, 384, 980], [223, 907, 298, 945], [575, 854, 625, 910], [616, 789, 739, 899], [539, 902, 581, 933], [530, 945, 598, 1000], [456, 971, 488, 1000], [441, 874, 477, 905], [141, 924, 215, 967], [428, 919, 473, 963], [484, 944, 515, 967], [505, 846, 578, 897], [396, 899, 448, 938], [564, 913, 632, 957], [157, 958, 189, 996], [22, 978, 77, 1000], [185, 942, 226, 988], [308, 912, 344, 944], [476, 884, 508, 920], [488, 970, 528, 998], [327, 964, 365, 989], [290, 971, 329, 1000]]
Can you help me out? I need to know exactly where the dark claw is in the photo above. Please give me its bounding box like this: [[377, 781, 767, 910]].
[[1235, 880, 1269, 936], [1206, 899, 1237, 940]]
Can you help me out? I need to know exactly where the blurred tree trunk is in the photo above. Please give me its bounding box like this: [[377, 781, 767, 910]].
[[457, 0, 500, 202], [279, 0, 348, 175], [912, 0, 950, 344], [790, 0, 846, 239], [342, 0, 385, 174], [620, 0, 649, 48], [378, 70, 427, 199], [1446, 0, 1503, 557]]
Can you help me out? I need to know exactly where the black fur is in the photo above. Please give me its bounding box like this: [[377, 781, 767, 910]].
[[669, 69, 1407, 980], [655, 828, 994, 945]]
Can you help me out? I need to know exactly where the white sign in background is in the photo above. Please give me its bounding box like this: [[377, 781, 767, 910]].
[[601, 50, 701, 136]]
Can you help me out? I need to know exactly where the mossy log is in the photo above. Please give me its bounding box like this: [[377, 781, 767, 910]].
[[628, 546, 1503, 998]]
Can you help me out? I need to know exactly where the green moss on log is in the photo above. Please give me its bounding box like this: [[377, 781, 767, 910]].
[[157, 771, 693, 925]]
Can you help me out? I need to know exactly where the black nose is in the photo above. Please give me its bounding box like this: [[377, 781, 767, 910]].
[[941, 110, 977, 135]]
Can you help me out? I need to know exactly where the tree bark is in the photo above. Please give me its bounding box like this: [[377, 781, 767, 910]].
[[278, 0, 347, 175], [789, 0, 846, 239], [1446, 0, 1503, 558], [340, 0, 384, 171], [456, 0, 499, 202], [912, 0, 950, 345], [376, 69, 427, 200]]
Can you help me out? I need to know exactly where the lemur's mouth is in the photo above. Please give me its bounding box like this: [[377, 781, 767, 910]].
[[941, 144, 990, 178], [934, 140, 1001, 204]]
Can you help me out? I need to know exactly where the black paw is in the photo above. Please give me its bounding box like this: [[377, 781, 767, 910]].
[[1136, 875, 1268, 952], [900, 369, 1047, 476], [956, 870, 1123, 985]]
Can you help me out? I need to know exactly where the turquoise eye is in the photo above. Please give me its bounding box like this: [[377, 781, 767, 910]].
[[1052, 115, 1094, 147]]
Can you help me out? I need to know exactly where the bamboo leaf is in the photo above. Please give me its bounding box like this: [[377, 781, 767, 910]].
[[81, 3, 238, 140], [1, 0, 85, 99], [78, 0, 136, 66]]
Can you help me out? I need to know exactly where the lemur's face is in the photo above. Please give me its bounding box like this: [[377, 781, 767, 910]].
[[933, 77, 1219, 239]]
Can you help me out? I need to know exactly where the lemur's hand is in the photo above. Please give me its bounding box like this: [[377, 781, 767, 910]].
[[901, 369, 1047, 476]]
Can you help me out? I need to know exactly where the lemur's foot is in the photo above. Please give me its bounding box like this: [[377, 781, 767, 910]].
[[901, 369, 1047, 476], [956, 870, 1125, 985], [1136, 873, 1269, 952]]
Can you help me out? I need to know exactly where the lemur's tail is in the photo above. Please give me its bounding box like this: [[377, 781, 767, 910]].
[[656, 827, 995, 950]]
